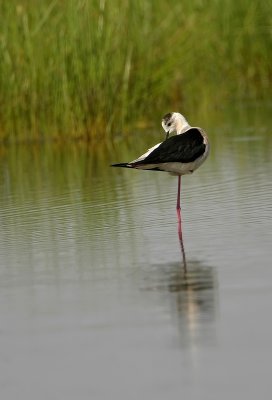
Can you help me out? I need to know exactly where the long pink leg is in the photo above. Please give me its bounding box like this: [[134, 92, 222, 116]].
[[176, 176, 187, 271], [176, 176, 181, 222]]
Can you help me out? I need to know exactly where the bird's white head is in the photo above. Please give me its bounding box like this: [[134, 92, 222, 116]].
[[161, 112, 190, 135]]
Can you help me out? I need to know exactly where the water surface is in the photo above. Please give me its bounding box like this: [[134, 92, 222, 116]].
[[0, 104, 271, 399]]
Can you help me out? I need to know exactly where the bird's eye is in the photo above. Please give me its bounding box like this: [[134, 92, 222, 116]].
[[167, 122, 171, 127]]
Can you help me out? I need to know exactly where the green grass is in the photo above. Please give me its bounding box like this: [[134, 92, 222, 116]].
[[0, 0, 271, 142]]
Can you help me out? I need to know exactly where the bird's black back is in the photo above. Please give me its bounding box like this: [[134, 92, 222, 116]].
[[133, 128, 206, 165]]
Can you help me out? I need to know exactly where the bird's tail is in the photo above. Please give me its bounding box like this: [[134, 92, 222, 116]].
[[110, 163, 132, 168]]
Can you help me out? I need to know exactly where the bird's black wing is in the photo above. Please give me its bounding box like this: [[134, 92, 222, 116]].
[[133, 128, 206, 165]]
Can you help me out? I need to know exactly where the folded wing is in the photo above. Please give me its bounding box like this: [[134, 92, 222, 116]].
[[132, 128, 205, 166]]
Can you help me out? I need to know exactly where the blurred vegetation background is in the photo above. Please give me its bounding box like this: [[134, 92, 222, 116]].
[[0, 0, 271, 142]]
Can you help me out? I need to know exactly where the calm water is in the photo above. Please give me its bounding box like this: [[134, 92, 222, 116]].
[[0, 104, 271, 399]]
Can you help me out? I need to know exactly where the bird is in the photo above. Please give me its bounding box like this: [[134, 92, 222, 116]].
[[111, 112, 209, 268], [111, 112, 209, 214]]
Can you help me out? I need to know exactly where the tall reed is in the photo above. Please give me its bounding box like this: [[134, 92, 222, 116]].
[[0, 0, 271, 142]]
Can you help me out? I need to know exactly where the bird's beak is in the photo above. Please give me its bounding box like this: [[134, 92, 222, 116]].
[[165, 131, 170, 140]]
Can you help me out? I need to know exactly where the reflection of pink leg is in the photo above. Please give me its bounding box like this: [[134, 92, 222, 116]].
[[176, 176, 187, 271]]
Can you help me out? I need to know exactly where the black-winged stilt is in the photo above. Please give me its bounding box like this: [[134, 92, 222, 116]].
[[111, 112, 209, 269]]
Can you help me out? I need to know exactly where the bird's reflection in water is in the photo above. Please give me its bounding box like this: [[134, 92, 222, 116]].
[[141, 260, 217, 349]]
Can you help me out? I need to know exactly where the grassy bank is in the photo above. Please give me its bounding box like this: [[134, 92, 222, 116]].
[[0, 0, 271, 142]]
